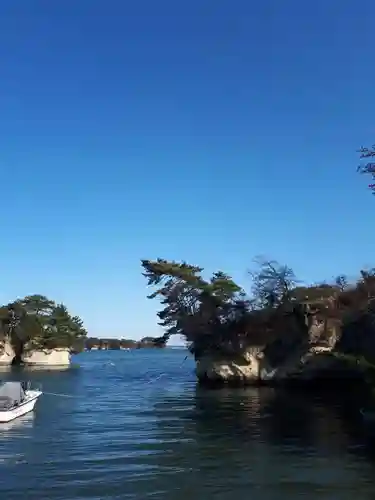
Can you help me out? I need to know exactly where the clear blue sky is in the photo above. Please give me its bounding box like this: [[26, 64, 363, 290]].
[[0, 0, 374, 340]]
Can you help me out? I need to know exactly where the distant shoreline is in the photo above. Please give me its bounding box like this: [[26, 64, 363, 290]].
[[83, 344, 186, 351], [83, 336, 171, 351]]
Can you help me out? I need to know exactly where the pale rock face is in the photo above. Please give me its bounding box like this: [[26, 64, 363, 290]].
[[196, 350, 261, 385], [22, 348, 71, 366], [0, 340, 15, 365], [194, 320, 345, 386], [0, 339, 71, 366], [195, 345, 340, 385]]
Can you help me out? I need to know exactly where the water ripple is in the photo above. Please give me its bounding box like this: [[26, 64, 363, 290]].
[[1, 350, 375, 499]]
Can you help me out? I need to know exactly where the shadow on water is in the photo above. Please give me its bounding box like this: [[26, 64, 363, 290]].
[[150, 384, 375, 499], [190, 385, 375, 457]]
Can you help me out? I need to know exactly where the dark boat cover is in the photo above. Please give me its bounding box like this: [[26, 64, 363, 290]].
[[0, 382, 25, 410]]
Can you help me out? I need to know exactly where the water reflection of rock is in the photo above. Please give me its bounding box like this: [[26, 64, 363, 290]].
[[152, 386, 375, 462], [146, 387, 375, 497], [261, 390, 348, 451], [194, 387, 369, 454], [148, 388, 274, 477]]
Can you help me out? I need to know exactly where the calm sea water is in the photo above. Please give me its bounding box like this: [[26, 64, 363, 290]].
[[0, 349, 375, 499]]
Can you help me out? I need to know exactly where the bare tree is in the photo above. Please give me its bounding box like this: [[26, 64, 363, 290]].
[[357, 145, 375, 194], [249, 257, 298, 309]]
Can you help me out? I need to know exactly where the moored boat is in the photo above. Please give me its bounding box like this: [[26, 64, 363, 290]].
[[0, 381, 42, 423]]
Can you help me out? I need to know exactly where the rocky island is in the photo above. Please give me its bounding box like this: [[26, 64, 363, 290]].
[[141, 257, 375, 388], [0, 294, 87, 366]]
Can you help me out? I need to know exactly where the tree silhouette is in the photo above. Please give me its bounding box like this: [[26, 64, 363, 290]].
[[357, 144, 375, 194]]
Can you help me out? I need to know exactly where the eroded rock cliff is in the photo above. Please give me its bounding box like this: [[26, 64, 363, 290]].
[[0, 340, 71, 366], [22, 348, 71, 366], [0, 340, 15, 365], [195, 310, 367, 386], [196, 347, 262, 386]]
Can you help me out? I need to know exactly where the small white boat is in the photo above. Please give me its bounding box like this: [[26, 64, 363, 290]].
[[0, 381, 42, 423]]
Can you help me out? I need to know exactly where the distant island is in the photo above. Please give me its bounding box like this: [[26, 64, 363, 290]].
[[84, 336, 166, 351], [0, 294, 87, 366]]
